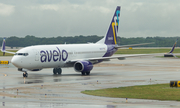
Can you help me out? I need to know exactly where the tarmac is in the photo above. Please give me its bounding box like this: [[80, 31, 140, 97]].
[[0, 55, 180, 108]]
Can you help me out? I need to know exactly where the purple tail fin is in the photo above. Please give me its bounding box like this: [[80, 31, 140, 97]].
[[105, 6, 121, 45], [169, 39, 178, 53], [1, 38, 6, 52], [96, 6, 121, 45]]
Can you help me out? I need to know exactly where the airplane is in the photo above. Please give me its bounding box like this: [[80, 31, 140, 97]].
[[1, 6, 153, 77], [164, 39, 178, 57]]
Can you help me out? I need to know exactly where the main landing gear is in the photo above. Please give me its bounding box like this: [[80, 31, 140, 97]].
[[53, 68, 62, 75], [81, 71, 90, 75]]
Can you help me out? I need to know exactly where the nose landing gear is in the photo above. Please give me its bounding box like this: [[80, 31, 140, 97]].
[[23, 72, 28, 77], [18, 68, 28, 78]]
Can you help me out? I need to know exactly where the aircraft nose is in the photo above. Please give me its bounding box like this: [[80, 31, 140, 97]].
[[11, 56, 21, 68]]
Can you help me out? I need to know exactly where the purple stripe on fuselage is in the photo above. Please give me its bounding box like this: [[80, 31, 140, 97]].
[[103, 45, 118, 57], [93, 45, 118, 64]]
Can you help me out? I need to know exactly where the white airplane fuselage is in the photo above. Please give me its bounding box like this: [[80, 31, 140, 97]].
[[1, 6, 122, 77], [0, 6, 154, 77], [11, 43, 110, 70]]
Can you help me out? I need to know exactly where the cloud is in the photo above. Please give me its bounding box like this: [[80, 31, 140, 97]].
[[29, 3, 110, 14], [119, 1, 180, 37], [0, 3, 15, 16], [30, 4, 59, 11], [0, 0, 180, 38]]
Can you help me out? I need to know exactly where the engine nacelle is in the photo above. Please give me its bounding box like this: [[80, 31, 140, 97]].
[[74, 61, 93, 72]]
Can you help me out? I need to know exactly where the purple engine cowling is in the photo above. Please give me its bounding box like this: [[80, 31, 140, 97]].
[[74, 61, 93, 72]]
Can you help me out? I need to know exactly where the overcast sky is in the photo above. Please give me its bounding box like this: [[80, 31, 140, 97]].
[[0, 0, 180, 38]]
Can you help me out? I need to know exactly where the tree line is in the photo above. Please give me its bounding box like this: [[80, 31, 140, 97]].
[[0, 35, 179, 47]]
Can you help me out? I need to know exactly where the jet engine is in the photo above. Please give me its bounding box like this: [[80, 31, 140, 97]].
[[74, 61, 93, 72]]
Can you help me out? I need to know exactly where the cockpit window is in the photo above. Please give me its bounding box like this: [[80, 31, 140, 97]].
[[15, 53, 28, 56]]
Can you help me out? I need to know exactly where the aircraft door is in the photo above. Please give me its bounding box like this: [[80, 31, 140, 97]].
[[33, 49, 39, 61], [70, 50, 77, 59], [73, 51, 77, 57]]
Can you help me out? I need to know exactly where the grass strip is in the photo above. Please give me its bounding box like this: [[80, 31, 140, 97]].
[[81, 84, 180, 101]]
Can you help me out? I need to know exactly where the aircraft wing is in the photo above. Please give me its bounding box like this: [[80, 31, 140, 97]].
[[115, 42, 154, 48], [2, 50, 16, 54], [67, 54, 152, 63], [67, 42, 155, 63]]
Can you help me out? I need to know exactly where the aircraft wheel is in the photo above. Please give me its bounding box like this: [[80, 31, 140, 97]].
[[86, 72, 90, 75], [57, 68, 62, 75], [53, 68, 57, 75], [23, 72, 28, 77], [53, 68, 62, 75], [81, 72, 85, 75]]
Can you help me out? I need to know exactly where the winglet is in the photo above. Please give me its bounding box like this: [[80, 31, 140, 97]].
[[169, 39, 178, 53], [1, 38, 6, 56], [1, 38, 16, 55], [1, 38, 6, 52]]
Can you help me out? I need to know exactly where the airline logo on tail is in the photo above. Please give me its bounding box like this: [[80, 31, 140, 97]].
[[105, 6, 120, 45], [111, 10, 120, 44]]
